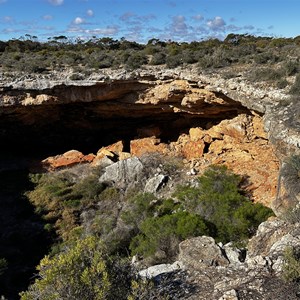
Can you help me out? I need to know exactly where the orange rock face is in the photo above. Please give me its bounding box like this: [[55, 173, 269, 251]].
[[42, 150, 95, 171], [41, 113, 278, 207], [130, 137, 169, 157]]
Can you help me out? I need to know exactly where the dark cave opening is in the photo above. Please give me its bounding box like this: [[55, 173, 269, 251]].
[[0, 100, 251, 299]]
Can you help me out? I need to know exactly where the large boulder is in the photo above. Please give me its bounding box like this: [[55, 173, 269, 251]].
[[178, 236, 229, 269], [99, 157, 144, 188], [42, 150, 95, 170]]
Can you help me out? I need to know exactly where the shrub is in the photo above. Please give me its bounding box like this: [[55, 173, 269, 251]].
[[174, 165, 273, 243], [283, 60, 299, 76], [289, 73, 300, 95], [130, 211, 208, 260], [282, 246, 300, 282], [166, 54, 182, 68], [125, 52, 147, 70], [150, 52, 166, 65], [248, 67, 283, 83], [26, 170, 108, 240], [20, 236, 111, 300]]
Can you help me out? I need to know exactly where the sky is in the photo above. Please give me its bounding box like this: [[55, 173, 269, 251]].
[[0, 0, 299, 43]]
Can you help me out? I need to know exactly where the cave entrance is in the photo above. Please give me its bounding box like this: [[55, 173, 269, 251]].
[[0, 101, 248, 157]]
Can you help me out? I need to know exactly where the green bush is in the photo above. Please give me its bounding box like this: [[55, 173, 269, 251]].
[[282, 246, 300, 282], [174, 165, 273, 243], [20, 236, 111, 300], [130, 211, 208, 260]]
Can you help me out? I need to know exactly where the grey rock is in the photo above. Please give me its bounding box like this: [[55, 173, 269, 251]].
[[223, 243, 244, 265], [138, 261, 183, 278], [99, 157, 143, 187], [144, 174, 168, 193], [178, 236, 229, 269], [218, 289, 238, 300]]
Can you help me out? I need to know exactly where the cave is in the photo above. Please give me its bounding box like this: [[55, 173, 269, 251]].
[[0, 79, 273, 299]]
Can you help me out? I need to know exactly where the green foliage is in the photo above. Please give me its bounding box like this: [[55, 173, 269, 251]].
[[26, 169, 108, 240], [175, 165, 273, 243], [282, 246, 300, 282], [20, 236, 110, 300], [130, 211, 208, 259], [121, 193, 157, 232]]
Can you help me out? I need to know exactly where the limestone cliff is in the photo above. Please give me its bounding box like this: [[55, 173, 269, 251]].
[[0, 68, 285, 207]]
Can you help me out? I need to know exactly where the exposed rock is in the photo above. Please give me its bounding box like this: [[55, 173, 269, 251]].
[[144, 174, 168, 194], [138, 261, 183, 278], [42, 150, 95, 170], [91, 155, 115, 168], [92, 141, 124, 166], [182, 140, 205, 160], [178, 236, 229, 269], [223, 243, 244, 266], [130, 137, 169, 157], [218, 289, 238, 300], [99, 157, 144, 188]]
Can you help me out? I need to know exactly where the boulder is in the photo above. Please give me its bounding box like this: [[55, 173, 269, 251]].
[[178, 236, 229, 269], [138, 261, 183, 278], [182, 140, 205, 160], [42, 150, 95, 170], [130, 137, 169, 157], [99, 157, 144, 187], [144, 174, 168, 194]]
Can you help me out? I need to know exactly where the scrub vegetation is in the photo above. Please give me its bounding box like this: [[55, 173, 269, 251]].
[[1, 34, 300, 92], [21, 160, 273, 299]]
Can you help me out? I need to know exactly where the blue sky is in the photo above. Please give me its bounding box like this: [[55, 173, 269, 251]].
[[0, 0, 299, 43]]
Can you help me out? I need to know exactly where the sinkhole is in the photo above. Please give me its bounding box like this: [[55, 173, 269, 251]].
[[0, 84, 256, 299]]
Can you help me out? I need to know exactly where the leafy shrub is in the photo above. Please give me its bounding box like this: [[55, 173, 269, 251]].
[[174, 165, 273, 243], [283, 60, 299, 76], [130, 211, 208, 260], [20, 236, 111, 300], [150, 52, 166, 65], [26, 169, 108, 240], [282, 246, 300, 282], [166, 55, 182, 68], [125, 52, 148, 70]]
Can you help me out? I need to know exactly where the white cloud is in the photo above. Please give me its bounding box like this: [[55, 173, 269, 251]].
[[84, 26, 119, 35], [207, 16, 226, 31], [67, 25, 119, 36], [48, 0, 64, 6], [192, 14, 204, 21], [0, 0, 7, 4], [87, 9, 94, 17], [171, 15, 188, 33], [43, 15, 53, 20], [73, 17, 85, 25]]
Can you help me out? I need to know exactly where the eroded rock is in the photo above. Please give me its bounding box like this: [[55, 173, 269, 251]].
[[178, 236, 229, 269]]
